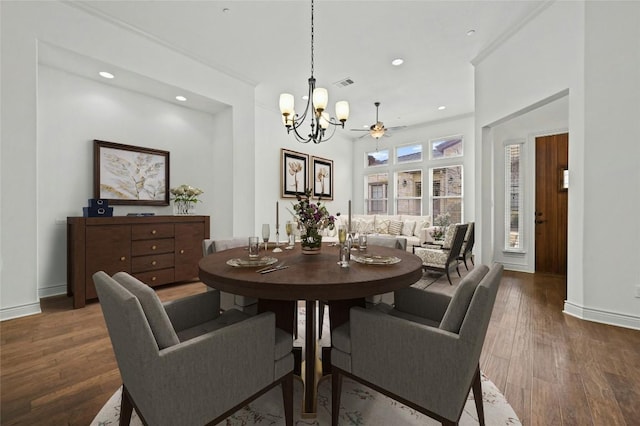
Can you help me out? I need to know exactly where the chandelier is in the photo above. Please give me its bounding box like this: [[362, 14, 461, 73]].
[[278, 0, 349, 144]]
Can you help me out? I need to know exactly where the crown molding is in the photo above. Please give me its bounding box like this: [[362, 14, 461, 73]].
[[471, 0, 556, 67], [62, 1, 258, 87]]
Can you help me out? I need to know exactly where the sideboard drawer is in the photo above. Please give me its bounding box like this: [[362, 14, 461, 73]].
[[132, 238, 175, 256], [131, 223, 174, 240], [134, 268, 175, 288], [131, 253, 175, 273]]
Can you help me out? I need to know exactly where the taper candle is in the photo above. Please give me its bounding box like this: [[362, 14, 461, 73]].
[[348, 200, 352, 232], [276, 201, 279, 228]]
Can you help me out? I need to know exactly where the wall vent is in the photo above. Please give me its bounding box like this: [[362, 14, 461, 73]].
[[333, 77, 354, 88]]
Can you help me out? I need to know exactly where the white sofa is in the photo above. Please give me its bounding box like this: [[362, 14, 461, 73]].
[[317, 214, 432, 252]]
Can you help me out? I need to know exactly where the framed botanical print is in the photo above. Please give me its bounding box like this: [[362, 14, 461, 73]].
[[281, 148, 308, 198], [311, 156, 333, 200], [94, 140, 170, 205]]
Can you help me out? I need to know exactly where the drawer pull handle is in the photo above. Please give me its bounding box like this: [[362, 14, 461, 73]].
[[152, 245, 157, 250], [151, 276, 157, 281], [151, 230, 157, 235], [120, 256, 126, 261], [180, 249, 185, 254], [151, 260, 157, 266]]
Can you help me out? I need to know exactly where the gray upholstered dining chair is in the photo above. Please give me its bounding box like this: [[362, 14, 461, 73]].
[[330, 263, 503, 426], [203, 238, 258, 314], [94, 271, 294, 426], [414, 223, 468, 285]]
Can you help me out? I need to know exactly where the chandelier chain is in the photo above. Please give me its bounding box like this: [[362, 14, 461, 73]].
[[310, 0, 314, 78]]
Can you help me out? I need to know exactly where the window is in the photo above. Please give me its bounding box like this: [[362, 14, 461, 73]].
[[396, 144, 422, 164], [365, 173, 388, 214], [430, 165, 462, 223], [396, 170, 422, 215], [366, 149, 389, 167], [505, 143, 523, 250], [430, 135, 463, 159]]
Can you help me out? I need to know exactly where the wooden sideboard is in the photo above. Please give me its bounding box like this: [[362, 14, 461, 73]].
[[67, 215, 210, 308]]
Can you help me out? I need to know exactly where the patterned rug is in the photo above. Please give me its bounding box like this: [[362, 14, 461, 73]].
[[92, 372, 520, 426]]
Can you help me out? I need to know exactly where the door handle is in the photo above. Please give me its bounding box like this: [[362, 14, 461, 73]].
[[535, 219, 546, 224]]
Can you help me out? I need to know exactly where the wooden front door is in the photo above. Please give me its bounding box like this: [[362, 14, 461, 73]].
[[535, 133, 568, 275]]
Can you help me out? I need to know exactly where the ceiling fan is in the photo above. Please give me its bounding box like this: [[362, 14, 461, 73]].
[[351, 102, 405, 140]]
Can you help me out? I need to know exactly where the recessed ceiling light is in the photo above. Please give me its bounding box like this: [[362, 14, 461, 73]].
[[222, 7, 230, 13], [466, 29, 476, 36], [438, 105, 446, 110], [99, 71, 114, 79], [391, 58, 404, 66], [175, 96, 187, 102]]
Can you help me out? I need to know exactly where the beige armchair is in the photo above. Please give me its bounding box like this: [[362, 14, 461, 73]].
[[330, 263, 503, 426], [458, 222, 475, 270], [202, 238, 258, 314], [93, 271, 294, 426], [414, 223, 468, 285]]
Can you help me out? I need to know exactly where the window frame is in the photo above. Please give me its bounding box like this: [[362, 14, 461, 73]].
[[395, 143, 423, 165], [429, 164, 463, 223], [503, 140, 525, 252], [365, 149, 390, 168], [364, 172, 389, 215], [429, 134, 463, 160], [395, 169, 423, 216]]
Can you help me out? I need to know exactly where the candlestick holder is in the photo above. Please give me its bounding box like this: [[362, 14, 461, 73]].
[[273, 227, 283, 252]]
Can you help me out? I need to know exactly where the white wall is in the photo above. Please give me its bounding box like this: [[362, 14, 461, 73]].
[[1, 1, 256, 319], [254, 103, 354, 239], [474, 1, 639, 329], [351, 114, 475, 220], [36, 65, 223, 297], [492, 96, 568, 272]]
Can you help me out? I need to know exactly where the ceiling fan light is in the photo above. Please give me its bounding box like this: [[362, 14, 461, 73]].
[[279, 93, 295, 116], [370, 128, 385, 139], [335, 101, 349, 122], [312, 88, 328, 112]]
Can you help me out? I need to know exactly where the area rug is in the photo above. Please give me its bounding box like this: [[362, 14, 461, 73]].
[[92, 371, 519, 426]]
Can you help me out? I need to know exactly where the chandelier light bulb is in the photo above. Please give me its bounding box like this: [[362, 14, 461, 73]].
[[312, 88, 328, 112], [319, 112, 330, 129], [279, 93, 295, 116], [335, 101, 349, 122]]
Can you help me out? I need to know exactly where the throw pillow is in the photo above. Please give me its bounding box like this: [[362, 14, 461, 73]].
[[359, 219, 375, 234], [375, 219, 390, 234], [388, 220, 403, 236], [401, 220, 416, 237]]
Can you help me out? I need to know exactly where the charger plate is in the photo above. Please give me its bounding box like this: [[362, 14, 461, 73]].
[[226, 257, 278, 268], [352, 254, 401, 265]]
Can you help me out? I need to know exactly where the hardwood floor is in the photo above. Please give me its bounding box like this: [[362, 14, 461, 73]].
[[1, 271, 639, 425]]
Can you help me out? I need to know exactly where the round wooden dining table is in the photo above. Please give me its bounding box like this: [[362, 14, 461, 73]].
[[199, 243, 423, 416]]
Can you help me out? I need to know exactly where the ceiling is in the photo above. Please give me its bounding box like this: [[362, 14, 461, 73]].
[[71, 0, 545, 136]]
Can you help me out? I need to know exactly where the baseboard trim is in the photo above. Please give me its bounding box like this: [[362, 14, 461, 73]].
[[1, 301, 42, 321], [564, 301, 640, 331], [38, 284, 67, 299]]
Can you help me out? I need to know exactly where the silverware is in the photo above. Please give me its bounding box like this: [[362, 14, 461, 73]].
[[260, 265, 290, 274], [256, 262, 283, 273]]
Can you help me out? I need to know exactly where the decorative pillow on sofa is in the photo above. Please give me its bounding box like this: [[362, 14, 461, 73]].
[[375, 219, 390, 234], [388, 220, 403, 236], [401, 220, 416, 237], [412, 215, 432, 237], [359, 219, 375, 234]]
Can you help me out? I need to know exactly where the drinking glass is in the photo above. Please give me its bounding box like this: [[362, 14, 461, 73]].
[[248, 236, 260, 258], [285, 221, 294, 249], [262, 224, 270, 250], [337, 225, 349, 267], [358, 233, 368, 251]]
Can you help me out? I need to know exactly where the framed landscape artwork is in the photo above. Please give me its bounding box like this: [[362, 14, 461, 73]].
[[94, 140, 170, 205], [281, 148, 308, 198], [311, 156, 333, 200]]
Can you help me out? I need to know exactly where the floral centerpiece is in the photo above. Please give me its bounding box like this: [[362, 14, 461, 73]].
[[170, 184, 203, 215], [432, 212, 451, 240], [292, 189, 336, 253]]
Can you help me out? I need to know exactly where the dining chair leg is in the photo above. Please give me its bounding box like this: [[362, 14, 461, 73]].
[[446, 268, 453, 285], [456, 262, 461, 277], [472, 365, 485, 426], [463, 257, 469, 271], [318, 301, 325, 338], [282, 373, 294, 426], [331, 371, 343, 426], [120, 385, 133, 426]]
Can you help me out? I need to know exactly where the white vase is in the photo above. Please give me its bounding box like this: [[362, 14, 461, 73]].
[[174, 200, 195, 215]]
